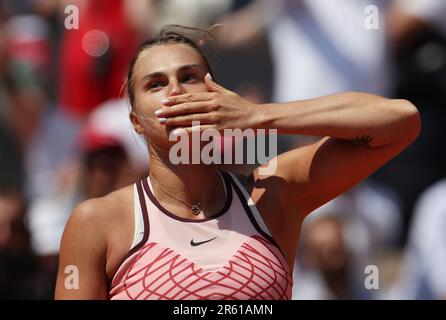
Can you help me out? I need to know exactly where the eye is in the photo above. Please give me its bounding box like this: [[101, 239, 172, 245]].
[[146, 81, 165, 91], [182, 74, 198, 83]]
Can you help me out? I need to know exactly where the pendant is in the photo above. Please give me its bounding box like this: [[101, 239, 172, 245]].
[[191, 205, 201, 215]]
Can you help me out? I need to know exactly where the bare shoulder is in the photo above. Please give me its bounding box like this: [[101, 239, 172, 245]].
[[72, 185, 133, 223], [56, 185, 135, 299], [63, 185, 135, 249], [56, 185, 136, 299]]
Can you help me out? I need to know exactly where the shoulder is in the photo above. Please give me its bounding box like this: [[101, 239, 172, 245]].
[[63, 185, 135, 249], [71, 185, 134, 224], [56, 185, 137, 299]]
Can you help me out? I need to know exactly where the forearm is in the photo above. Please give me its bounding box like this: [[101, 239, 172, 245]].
[[257, 92, 421, 147]]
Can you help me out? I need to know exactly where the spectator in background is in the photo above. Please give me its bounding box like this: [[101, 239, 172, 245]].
[[3, 14, 49, 148], [0, 191, 28, 253], [0, 6, 55, 296], [267, 0, 392, 103], [153, 0, 276, 106], [388, 0, 446, 45], [388, 180, 446, 299], [155, 0, 230, 31], [216, 0, 393, 149], [27, 98, 148, 272], [218, 1, 406, 299], [375, 0, 446, 237], [384, 4, 446, 279], [79, 98, 149, 176], [0, 19, 46, 191], [293, 181, 402, 299], [31, 0, 73, 103], [0, 190, 55, 299], [58, 0, 141, 118], [0, 0, 438, 301], [79, 128, 130, 200], [217, 0, 284, 50], [263, 0, 399, 173], [25, 0, 155, 197], [23, 0, 156, 280], [385, 3, 446, 298], [296, 216, 355, 299]]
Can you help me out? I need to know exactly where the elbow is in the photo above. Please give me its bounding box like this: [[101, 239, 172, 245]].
[[392, 99, 421, 144]]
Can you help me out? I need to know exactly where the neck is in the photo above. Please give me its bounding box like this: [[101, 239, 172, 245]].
[[148, 144, 225, 219]]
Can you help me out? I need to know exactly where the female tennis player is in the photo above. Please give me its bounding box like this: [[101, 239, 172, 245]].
[[55, 26, 420, 300]]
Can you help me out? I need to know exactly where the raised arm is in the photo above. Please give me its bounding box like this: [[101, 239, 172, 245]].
[[155, 75, 420, 263], [158, 77, 420, 215], [255, 92, 420, 213]]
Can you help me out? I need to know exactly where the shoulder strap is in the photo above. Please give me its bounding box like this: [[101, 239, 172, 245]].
[[227, 172, 273, 240], [125, 181, 150, 259]]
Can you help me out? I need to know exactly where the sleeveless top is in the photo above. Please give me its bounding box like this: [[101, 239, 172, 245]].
[[108, 171, 292, 300]]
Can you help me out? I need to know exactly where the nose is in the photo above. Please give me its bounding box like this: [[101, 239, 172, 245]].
[[169, 79, 185, 97]]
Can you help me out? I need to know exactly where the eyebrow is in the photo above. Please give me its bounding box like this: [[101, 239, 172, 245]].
[[140, 64, 206, 83]]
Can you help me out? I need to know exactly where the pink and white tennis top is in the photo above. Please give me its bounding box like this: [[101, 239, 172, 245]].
[[108, 171, 292, 300]]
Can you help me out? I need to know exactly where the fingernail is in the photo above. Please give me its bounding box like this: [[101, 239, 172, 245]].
[[155, 109, 163, 117], [205, 73, 213, 81], [161, 98, 170, 105], [159, 118, 167, 124]]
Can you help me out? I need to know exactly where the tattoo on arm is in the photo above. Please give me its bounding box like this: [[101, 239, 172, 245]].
[[350, 134, 374, 147]]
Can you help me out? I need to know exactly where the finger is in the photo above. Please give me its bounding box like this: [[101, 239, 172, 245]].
[[156, 101, 217, 118], [181, 125, 217, 136], [161, 92, 216, 106], [169, 125, 217, 138], [160, 113, 218, 127], [205, 73, 227, 93]]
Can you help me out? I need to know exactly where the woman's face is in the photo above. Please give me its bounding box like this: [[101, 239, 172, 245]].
[[131, 43, 209, 149]]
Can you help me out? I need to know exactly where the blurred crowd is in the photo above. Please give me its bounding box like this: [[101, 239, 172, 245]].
[[0, 0, 445, 300]]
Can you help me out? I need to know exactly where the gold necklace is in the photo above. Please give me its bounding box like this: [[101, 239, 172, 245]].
[[150, 173, 220, 216]]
